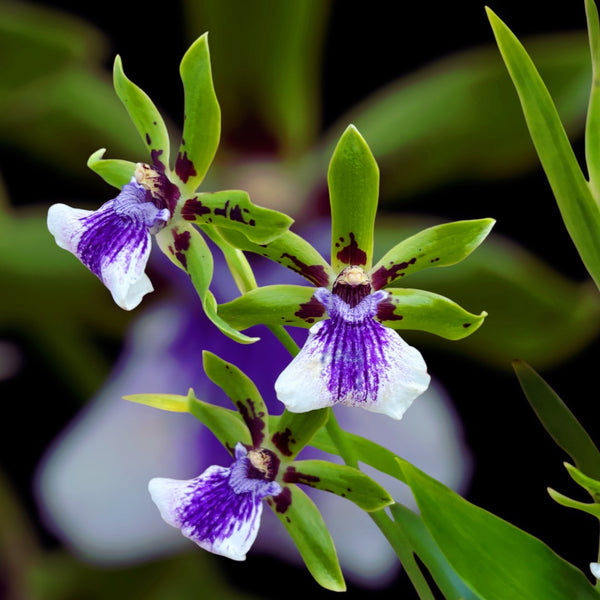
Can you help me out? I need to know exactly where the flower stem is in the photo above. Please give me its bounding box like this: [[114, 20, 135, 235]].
[[266, 325, 300, 358]]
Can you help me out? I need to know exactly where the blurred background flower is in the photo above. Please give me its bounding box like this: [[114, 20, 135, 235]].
[[1, 0, 599, 598]]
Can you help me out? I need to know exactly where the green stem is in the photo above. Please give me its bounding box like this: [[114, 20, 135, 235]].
[[266, 325, 300, 358]]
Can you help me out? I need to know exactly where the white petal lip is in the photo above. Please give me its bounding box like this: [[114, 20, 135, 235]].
[[47, 202, 154, 311], [591, 562, 600, 579]]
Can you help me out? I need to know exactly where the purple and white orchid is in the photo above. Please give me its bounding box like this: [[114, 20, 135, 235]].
[[149, 442, 281, 561], [275, 266, 430, 420], [47, 164, 179, 310]]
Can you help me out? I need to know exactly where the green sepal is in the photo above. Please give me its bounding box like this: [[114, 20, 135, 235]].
[[270, 408, 329, 460], [87, 148, 136, 189], [178, 190, 293, 244], [398, 456, 600, 600], [380, 288, 487, 340], [513, 360, 600, 480], [328, 125, 379, 272], [156, 222, 258, 344], [199, 226, 257, 294], [389, 504, 482, 600], [370, 218, 495, 289], [586, 0, 600, 194], [283, 460, 393, 511], [487, 8, 600, 292], [218, 284, 319, 330], [123, 389, 251, 454], [547, 487, 600, 519], [217, 227, 335, 287], [176, 34, 220, 192], [113, 55, 171, 171], [202, 351, 268, 448], [267, 484, 345, 592]]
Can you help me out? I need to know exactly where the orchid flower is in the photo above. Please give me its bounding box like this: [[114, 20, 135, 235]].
[[217, 126, 493, 420], [149, 442, 281, 561], [47, 164, 178, 310]]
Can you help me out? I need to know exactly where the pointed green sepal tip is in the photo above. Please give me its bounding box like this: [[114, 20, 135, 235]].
[[87, 147, 137, 189], [328, 124, 379, 272], [563, 462, 600, 501], [123, 392, 189, 412], [547, 486, 600, 519]]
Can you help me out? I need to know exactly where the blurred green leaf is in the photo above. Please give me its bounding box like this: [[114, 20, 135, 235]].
[[87, 148, 136, 189], [183, 0, 329, 155], [202, 351, 269, 447], [217, 227, 335, 287], [382, 288, 487, 340], [328, 125, 379, 272], [315, 32, 591, 200], [179, 190, 293, 244], [267, 484, 345, 592], [390, 503, 482, 600], [513, 360, 600, 479], [376, 218, 600, 369], [176, 34, 220, 193], [113, 55, 171, 170], [371, 219, 495, 289], [398, 457, 600, 600], [156, 222, 258, 344], [488, 9, 600, 292], [283, 460, 393, 511], [585, 0, 600, 191]]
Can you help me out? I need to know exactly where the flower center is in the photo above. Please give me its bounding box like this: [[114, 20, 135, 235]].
[[332, 265, 372, 307], [135, 163, 180, 213], [247, 448, 279, 481]]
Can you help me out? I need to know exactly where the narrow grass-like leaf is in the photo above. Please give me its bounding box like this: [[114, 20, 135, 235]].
[[488, 8, 600, 290], [156, 222, 258, 344], [179, 190, 293, 244], [267, 485, 345, 591], [217, 227, 335, 287], [513, 360, 600, 479], [124, 392, 190, 413], [87, 148, 136, 189], [586, 0, 600, 193], [370, 219, 495, 289], [202, 351, 268, 447], [380, 288, 487, 340], [390, 504, 482, 600], [270, 408, 329, 460], [329, 125, 379, 271], [399, 457, 600, 600], [176, 34, 220, 192], [113, 56, 170, 170], [283, 460, 392, 511], [218, 284, 320, 330]]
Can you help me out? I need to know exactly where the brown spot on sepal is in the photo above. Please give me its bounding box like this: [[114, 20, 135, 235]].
[[172, 229, 191, 270], [271, 427, 296, 456], [336, 232, 367, 266], [283, 466, 320, 486], [370, 257, 417, 290], [236, 398, 266, 447], [182, 197, 211, 220], [294, 295, 326, 324], [376, 299, 403, 322], [175, 150, 198, 184], [280, 253, 330, 287], [270, 486, 292, 513]]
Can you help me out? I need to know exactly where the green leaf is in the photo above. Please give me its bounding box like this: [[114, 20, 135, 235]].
[[318, 33, 590, 201], [270, 408, 329, 460], [267, 485, 345, 591], [390, 504, 482, 600], [176, 34, 220, 193], [178, 190, 293, 244], [124, 389, 251, 454], [380, 288, 487, 340], [370, 219, 495, 289], [218, 284, 319, 330], [487, 8, 600, 291], [216, 227, 335, 287], [156, 222, 258, 344], [585, 0, 600, 192], [513, 360, 600, 479], [113, 55, 171, 170], [87, 148, 136, 189], [328, 125, 379, 272], [202, 351, 269, 447], [399, 457, 600, 600], [282, 460, 392, 511], [184, 0, 329, 154], [564, 462, 600, 502]]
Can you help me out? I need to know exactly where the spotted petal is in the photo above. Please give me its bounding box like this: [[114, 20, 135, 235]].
[[149, 443, 280, 561], [47, 181, 170, 310], [275, 289, 430, 419]]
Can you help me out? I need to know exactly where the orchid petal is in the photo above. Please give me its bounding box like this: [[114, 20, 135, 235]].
[[275, 289, 430, 419], [149, 442, 280, 561]]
